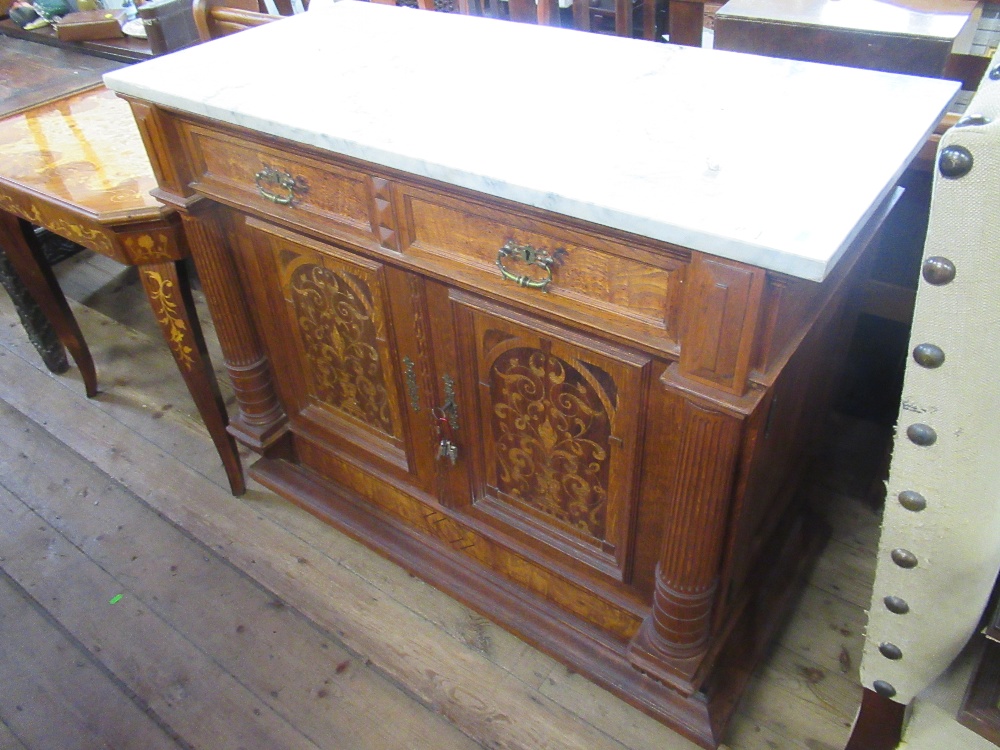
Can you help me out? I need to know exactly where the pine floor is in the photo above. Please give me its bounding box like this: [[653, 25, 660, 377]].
[[0, 250, 889, 750]]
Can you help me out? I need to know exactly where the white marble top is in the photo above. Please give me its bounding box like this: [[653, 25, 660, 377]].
[[104, 0, 958, 281], [716, 0, 977, 41]]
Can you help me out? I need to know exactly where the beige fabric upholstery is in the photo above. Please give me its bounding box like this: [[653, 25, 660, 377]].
[[860, 53, 1000, 704]]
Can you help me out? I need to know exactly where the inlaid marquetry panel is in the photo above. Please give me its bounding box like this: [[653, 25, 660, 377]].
[[0, 189, 119, 258], [240, 218, 411, 474], [490, 346, 614, 541], [452, 295, 651, 582], [278, 247, 402, 441], [0, 87, 161, 219]]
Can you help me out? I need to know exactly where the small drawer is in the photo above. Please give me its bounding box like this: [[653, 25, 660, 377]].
[[181, 122, 377, 248], [395, 183, 688, 353]]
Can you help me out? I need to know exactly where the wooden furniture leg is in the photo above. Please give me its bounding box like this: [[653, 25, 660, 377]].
[[137, 259, 246, 496], [845, 688, 906, 750], [0, 246, 69, 374], [0, 211, 97, 397]]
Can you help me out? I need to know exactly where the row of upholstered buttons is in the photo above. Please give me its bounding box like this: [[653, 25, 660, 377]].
[[871, 110, 983, 699]]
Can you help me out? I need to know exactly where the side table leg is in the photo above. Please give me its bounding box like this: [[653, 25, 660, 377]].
[[0, 246, 69, 374], [0, 212, 97, 397], [138, 259, 246, 496]]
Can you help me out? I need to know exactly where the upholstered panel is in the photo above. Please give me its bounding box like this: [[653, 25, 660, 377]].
[[860, 53, 1000, 704]]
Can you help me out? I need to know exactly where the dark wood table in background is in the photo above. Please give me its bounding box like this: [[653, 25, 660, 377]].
[[0, 17, 152, 62], [0, 34, 128, 115]]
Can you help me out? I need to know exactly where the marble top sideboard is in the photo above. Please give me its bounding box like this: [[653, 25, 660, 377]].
[[104, 1, 958, 281]]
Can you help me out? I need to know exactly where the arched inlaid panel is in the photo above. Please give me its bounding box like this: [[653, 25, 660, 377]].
[[490, 346, 615, 543], [455, 298, 651, 582]]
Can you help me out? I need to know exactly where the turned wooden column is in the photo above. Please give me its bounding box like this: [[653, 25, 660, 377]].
[[125, 99, 287, 451], [656, 398, 740, 648], [180, 207, 287, 450], [628, 389, 745, 678], [629, 252, 764, 680]]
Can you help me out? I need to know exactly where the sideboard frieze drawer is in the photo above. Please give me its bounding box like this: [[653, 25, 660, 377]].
[[179, 121, 379, 249]]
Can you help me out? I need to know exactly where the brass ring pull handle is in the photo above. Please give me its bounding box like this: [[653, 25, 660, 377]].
[[496, 240, 560, 292], [254, 166, 306, 205]]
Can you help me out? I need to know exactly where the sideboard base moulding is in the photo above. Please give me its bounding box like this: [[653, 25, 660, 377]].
[[252, 451, 829, 744]]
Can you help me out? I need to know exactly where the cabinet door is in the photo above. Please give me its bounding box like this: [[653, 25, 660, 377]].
[[439, 288, 652, 584], [238, 217, 435, 487]]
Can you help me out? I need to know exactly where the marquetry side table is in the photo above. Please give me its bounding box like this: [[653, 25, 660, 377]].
[[0, 85, 244, 495]]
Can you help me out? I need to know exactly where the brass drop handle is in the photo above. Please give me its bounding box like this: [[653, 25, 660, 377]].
[[496, 240, 560, 292], [254, 165, 306, 205]]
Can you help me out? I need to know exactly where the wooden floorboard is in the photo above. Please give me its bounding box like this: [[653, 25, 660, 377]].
[[0, 570, 181, 750], [0, 253, 880, 750], [0, 721, 29, 750], [0, 402, 484, 750]]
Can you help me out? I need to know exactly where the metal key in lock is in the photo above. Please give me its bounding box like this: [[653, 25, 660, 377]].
[[437, 439, 459, 465], [433, 374, 460, 467]]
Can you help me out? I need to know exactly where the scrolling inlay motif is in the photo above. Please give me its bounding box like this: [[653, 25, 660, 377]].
[[0, 192, 116, 256], [123, 232, 173, 264], [491, 347, 612, 541], [289, 263, 396, 436], [144, 270, 195, 370]]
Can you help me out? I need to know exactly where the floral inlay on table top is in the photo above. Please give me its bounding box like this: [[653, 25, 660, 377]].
[[0, 86, 160, 218]]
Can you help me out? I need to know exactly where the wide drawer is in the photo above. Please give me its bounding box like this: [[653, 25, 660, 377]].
[[180, 121, 380, 249], [395, 182, 688, 354]]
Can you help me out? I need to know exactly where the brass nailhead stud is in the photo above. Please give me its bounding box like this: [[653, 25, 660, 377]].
[[913, 343, 945, 368], [939, 145, 974, 178], [922, 256, 956, 285], [907, 423, 937, 446], [956, 114, 991, 127], [884, 596, 910, 614], [892, 548, 918, 569], [873, 680, 897, 698], [898, 490, 927, 512], [880, 642, 903, 660]]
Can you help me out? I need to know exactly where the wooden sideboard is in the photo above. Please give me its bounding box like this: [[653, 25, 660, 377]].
[[105, 4, 958, 745]]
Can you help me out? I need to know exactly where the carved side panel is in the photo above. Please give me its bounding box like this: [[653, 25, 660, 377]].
[[125, 101, 195, 204], [453, 295, 650, 582], [679, 253, 765, 395]]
